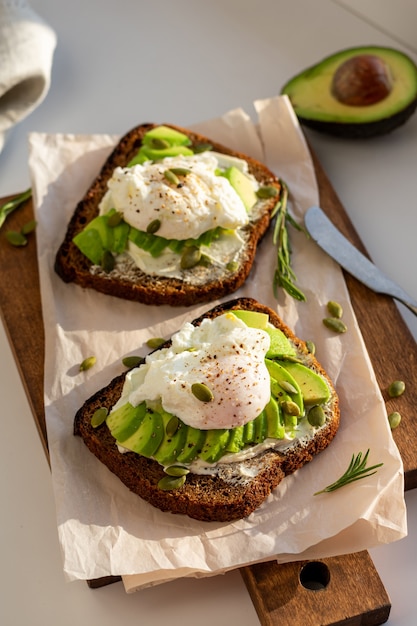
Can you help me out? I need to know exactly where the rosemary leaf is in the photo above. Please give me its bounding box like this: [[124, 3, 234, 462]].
[[272, 181, 306, 302], [0, 188, 32, 230], [314, 449, 383, 495]]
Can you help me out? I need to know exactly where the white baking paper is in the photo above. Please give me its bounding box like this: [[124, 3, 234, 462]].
[[28, 95, 406, 591]]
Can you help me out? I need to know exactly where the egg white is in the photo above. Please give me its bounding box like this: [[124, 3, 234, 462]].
[[99, 152, 251, 241], [124, 313, 271, 430]]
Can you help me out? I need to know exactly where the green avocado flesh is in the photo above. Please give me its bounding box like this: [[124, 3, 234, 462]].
[[73, 125, 262, 267], [281, 46, 417, 138], [103, 311, 331, 468]]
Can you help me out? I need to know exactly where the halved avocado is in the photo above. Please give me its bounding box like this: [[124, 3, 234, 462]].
[[281, 46, 417, 138]]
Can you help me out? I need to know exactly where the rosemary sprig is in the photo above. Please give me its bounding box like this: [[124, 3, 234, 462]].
[[314, 449, 383, 495], [272, 181, 306, 302], [0, 188, 32, 230]]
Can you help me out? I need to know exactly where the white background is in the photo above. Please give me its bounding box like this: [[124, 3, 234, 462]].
[[1, 1, 417, 624]]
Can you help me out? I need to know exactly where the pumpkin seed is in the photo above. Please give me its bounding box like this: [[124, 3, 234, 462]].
[[388, 380, 405, 398], [158, 474, 186, 491], [166, 416, 180, 437], [256, 185, 278, 199], [107, 211, 123, 227], [164, 169, 180, 186], [146, 218, 161, 234], [327, 300, 343, 318], [6, 229, 27, 246], [226, 260, 239, 272], [388, 411, 401, 430], [101, 249, 115, 272], [279, 380, 298, 395], [146, 337, 166, 349], [79, 356, 97, 371], [323, 317, 347, 333], [122, 355, 142, 368], [180, 245, 201, 269], [165, 465, 189, 477], [281, 400, 300, 417], [193, 142, 212, 153], [308, 405, 326, 427], [149, 137, 170, 149], [169, 167, 191, 176], [191, 382, 214, 403], [91, 407, 108, 428], [21, 219, 37, 235], [305, 340, 316, 355]]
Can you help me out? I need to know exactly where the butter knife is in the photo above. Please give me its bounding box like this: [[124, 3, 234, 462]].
[[304, 205, 417, 317]]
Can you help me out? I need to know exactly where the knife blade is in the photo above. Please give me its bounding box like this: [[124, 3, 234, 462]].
[[304, 205, 417, 317]]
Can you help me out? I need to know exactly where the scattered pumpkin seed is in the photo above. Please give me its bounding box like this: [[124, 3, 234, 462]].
[[388, 411, 401, 430], [164, 465, 189, 477], [164, 169, 180, 185], [146, 218, 161, 234], [91, 407, 108, 428], [169, 167, 191, 176], [149, 137, 170, 149], [226, 260, 239, 272], [21, 219, 37, 235], [327, 300, 343, 318], [308, 405, 326, 427], [79, 356, 97, 371], [388, 380, 406, 398], [191, 382, 214, 403], [6, 229, 27, 246], [180, 245, 201, 269], [281, 399, 300, 417], [107, 211, 123, 227], [166, 416, 180, 437], [101, 249, 115, 273], [122, 355, 142, 368], [192, 142, 212, 153], [256, 185, 278, 199], [323, 317, 347, 333], [158, 474, 186, 491], [305, 340, 316, 355], [279, 380, 299, 395], [146, 337, 166, 349]]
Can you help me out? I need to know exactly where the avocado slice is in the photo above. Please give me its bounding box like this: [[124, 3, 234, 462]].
[[119, 408, 165, 457], [106, 401, 146, 442], [222, 166, 258, 211], [281, 361, 330, 406], [231, 309, 269, 329], [281, 46, 417, 138], [152, 411, 188, 466]]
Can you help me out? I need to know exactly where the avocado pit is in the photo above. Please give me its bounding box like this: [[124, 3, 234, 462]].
[[331, 54, 393, 106]]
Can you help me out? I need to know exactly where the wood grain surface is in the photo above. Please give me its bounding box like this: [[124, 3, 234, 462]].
[[2, 148, 415, 624]]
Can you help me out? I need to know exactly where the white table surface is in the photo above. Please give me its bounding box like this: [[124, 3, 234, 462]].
[[1, 1, 417, 624]]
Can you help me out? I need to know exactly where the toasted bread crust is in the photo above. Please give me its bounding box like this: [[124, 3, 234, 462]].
[[55, 124, 280, 306], [74, 298, 340, 521]]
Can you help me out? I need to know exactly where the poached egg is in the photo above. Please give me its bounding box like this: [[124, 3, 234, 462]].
[[99, 152, 251, 241], [116, 312, 271, 430]]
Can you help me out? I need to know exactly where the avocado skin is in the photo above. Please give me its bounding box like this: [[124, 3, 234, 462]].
[[281, 45, 417, 138], [299, 98, 417, 139]]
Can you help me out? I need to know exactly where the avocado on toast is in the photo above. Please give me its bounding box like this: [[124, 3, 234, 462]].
[[55, 124, 281, 307], [74, 297, 340, 522]]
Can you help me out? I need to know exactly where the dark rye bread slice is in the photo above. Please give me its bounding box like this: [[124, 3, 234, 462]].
[[74, 298, 340, 522], [55, 123, 281, 307]]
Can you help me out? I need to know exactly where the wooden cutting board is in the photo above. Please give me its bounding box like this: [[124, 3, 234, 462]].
[[1, 150, 416, 623]]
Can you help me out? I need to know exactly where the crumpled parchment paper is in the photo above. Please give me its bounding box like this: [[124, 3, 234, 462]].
[[28, 95, 406, 592]]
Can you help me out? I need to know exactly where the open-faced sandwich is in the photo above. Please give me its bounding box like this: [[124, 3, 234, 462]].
[[55, 124, 281, 306], [74, 297, 340, 522]]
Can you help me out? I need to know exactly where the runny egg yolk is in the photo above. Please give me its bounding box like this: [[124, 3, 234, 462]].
[[126, 313, 271, 430]]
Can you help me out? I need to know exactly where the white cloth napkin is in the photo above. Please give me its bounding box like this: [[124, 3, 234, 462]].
[[0, 0, 56, 152]]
